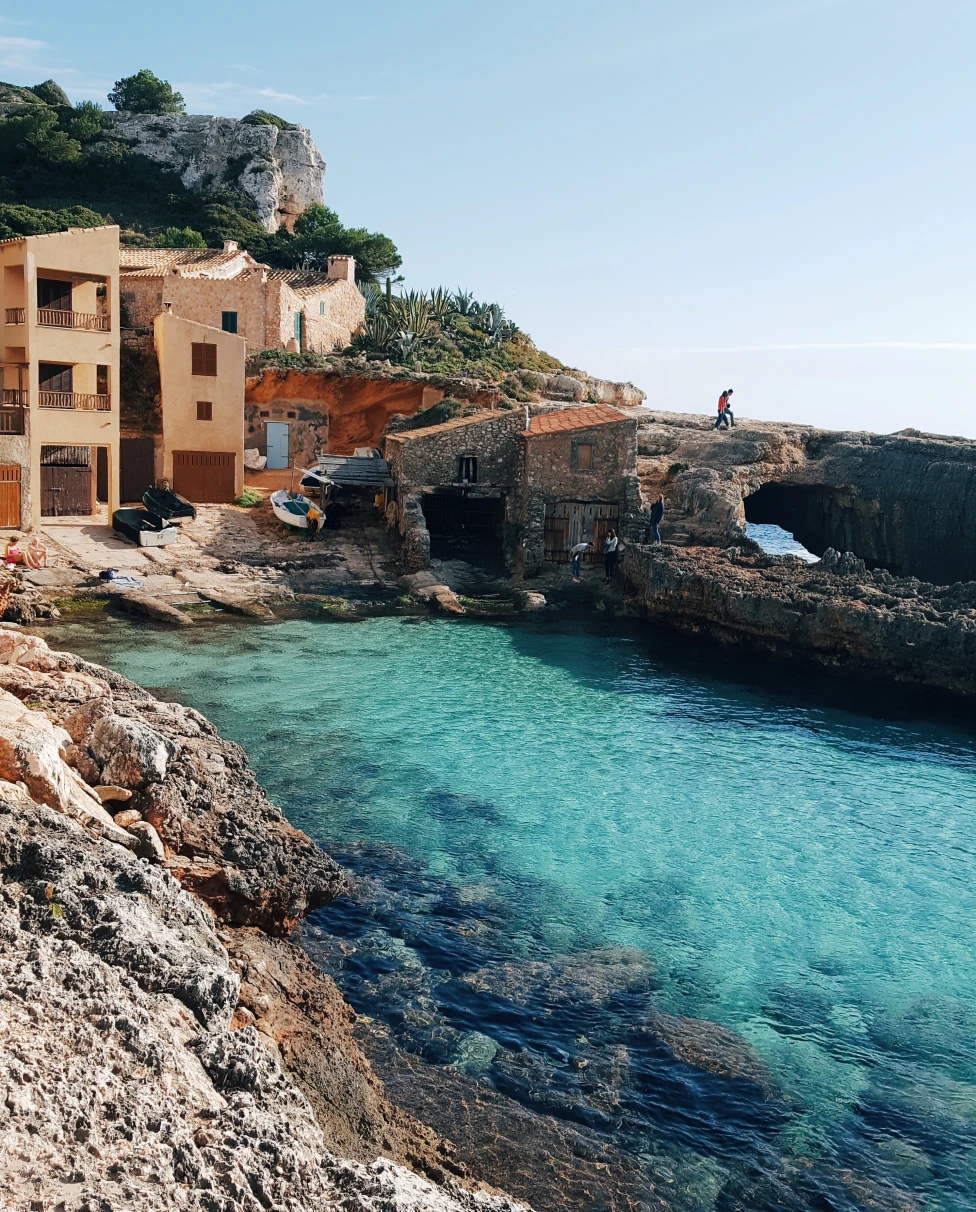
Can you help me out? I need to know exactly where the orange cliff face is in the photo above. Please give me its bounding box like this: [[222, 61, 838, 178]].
[[244, 369, 445, 459]]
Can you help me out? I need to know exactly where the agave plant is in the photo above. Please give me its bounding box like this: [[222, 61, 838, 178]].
[[392, 330, 418, 361], [387, 291, 434, 340], [358, 279, 382, 318], [428, 287, 451, 320], [451, 289, 476, 316]]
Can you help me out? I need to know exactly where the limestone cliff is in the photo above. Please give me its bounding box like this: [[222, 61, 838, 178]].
[[0, 626, 527, 1211], [103, 112, 326, 232], [635, 411, 976, 584]]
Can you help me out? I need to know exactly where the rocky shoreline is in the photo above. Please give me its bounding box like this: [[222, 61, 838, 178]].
[[620, 543, 976, 700], [0, 626, 528, 1211]]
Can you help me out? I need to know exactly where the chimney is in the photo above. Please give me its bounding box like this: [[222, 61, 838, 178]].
[[326, 255, 355, 282], [223, 240, 239, 254]]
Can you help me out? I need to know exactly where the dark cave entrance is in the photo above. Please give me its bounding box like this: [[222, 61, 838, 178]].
[[743, 482, 891, 568]]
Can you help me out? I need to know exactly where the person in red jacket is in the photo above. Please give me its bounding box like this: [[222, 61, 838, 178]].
[[713, 390, 731, 430]]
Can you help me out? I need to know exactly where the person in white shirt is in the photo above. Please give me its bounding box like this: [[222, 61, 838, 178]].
[[569, 540, 591, 582], [602, 530, 619, 582]]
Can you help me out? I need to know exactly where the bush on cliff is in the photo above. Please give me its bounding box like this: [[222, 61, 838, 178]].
[[108, 69, 185, 114]]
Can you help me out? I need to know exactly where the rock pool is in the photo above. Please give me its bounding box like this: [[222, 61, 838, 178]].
[[53, 614, 976, 1212]]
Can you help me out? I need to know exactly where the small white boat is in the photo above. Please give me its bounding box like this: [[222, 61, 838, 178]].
[[271, 489, 315, 529]]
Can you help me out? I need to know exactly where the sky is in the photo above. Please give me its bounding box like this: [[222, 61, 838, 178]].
[[2, 0, 974, 436]]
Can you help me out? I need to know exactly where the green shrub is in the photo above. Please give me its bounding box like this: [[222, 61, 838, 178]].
[[234, 488, 263, 507], [241, 110, 293, 129], [155, 226, 205, 248], [108, 69, 185, 114]]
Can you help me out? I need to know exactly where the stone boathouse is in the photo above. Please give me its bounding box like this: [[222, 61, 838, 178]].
[[385, 403, 645, 574]]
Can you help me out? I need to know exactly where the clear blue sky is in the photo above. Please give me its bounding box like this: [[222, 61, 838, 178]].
[[4, 1, 974, 435]]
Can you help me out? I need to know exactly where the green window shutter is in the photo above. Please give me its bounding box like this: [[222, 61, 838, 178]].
[[294, 312, 302, 340], [319, 301, 325, 315], [221, 311, 238, 334]]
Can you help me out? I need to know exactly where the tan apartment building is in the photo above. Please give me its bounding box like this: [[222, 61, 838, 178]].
[[153, 311, 245, 503], [0, 226, 120, 530], [120, 243, 365, 355]]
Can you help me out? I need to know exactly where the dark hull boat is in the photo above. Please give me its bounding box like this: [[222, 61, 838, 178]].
[[112, 508, 180, 547], [142, 487, 197, 522]]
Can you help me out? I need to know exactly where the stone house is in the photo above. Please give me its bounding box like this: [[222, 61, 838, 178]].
[[119, 243, 365, 355], [0, 225, 120, 530], [385, 403, 644, 573]]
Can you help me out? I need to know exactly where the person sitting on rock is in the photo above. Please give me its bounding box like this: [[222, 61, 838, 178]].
[[3, 537, 22, 566], [649, 495, 665, 544], [713, 391, 731, 430], [22, 538, 48, 570]]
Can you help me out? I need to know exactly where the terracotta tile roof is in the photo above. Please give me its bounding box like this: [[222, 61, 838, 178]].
[[265, 269, 341, 298], [389, 410, 505, 441], [525, 404, 630, 435], [118, 247, 252, 278]]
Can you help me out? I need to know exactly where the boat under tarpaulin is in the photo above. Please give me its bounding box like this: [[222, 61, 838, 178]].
[[143, 487, 196, 522]]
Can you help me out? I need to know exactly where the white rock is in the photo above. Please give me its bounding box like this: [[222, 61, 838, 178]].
[[90, 715, 170, 789]]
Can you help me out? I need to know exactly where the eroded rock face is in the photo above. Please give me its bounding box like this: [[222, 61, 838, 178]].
[[621, 543, 976, 698], [90, 713, 171, 788], [635, 411, 976, 583], [0, 633, 530, 1212], [102, 112, 326, 232]]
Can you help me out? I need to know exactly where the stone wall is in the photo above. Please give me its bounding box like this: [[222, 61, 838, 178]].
[[386, 411, 525, 492], [519, 417, 643, 574]]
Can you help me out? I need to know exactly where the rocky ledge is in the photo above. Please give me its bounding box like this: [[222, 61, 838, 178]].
[[621, 543, 976, 699], [0, 626, 526, 1211]]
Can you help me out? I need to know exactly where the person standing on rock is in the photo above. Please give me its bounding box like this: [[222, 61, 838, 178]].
[[649, 495, 665, 544], [306, 504, 321, 543], [569, 539, 591, 582], [723, 388, 735, 427], [713, 391, 731, 430], [602, 530, 619, 582]]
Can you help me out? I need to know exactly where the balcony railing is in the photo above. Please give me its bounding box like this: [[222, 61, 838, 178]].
[[1, 389, 26, 406], [37, 308, 111, 332], [5, 308, 24, 325], [0, 406, 25, 435], [38, 391, 110, 411]]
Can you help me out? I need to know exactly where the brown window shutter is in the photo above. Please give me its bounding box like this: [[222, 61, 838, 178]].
[[197, 401, 213, 421], [192, 343, 218, 376]]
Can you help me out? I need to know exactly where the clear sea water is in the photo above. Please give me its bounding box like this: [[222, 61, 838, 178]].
[[745, 522, 819, 562], [52, 615, 976, 1211]]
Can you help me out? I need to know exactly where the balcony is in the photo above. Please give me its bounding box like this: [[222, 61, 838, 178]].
[[0, 405, 25, 435], [38, 391, 110, 411], [5, 308, 24, 325], [37, 308, 111, 332]]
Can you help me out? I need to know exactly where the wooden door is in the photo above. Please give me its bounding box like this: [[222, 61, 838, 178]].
[[96, 447, 108, 503], [172, 451, 236, 504], [120, 438, 155, 502], [0, 466, 20, 528], [544, 501, 618, 563], [41, 446, 92, 517]]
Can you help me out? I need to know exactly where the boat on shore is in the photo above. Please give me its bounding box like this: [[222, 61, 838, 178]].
[[112, 507, 180, 547], [143, 487, 197, 522], [271, 489, 316, 529]]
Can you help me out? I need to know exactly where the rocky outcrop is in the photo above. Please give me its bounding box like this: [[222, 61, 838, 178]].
[[635, 411, 976, 584], [621, 543, 976, 698], [103, 112, 326, 232], [0, 628, 528, 1211]]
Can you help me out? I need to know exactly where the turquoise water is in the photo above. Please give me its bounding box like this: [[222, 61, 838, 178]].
[[746, 521, 819, 562], [54, 615, 976, 1210]]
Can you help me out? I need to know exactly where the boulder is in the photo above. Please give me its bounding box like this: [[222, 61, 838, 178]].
[[90, 714, 170, 789], [95, 784, 133, 803], [113, 807, 143, 829], [127, 820, 166, 863], [0, 629, 58, 671], [63, 742, 101, 786]]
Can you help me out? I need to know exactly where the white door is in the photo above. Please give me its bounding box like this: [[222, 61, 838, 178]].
[[266, 422, 289, 470]]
